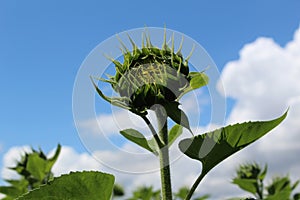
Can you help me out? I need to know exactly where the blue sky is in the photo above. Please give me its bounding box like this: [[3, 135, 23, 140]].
[[1, 0, 300, 197]]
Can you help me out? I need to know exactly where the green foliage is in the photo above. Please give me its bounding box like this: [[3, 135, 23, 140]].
[[265, 176, 299, 200], [120, 129, 155, 153], [168, 124, 183, 147], [127, 186, 160, 200], [119, 124, 183, 155], [179, 111, 287, 176], [232, 162, 267, 198], [0, 144, 61, 200], [124, 185, 209, 200], [174, 187, 210, 200], [113, 183, 125, 197], [163, 101, 192, 133], [231, 163, 300, 200], [17, 171, 115, 200], [178, 111, 287, 199]]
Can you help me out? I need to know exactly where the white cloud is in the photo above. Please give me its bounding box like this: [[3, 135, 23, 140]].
[[218, 27, 300, 122], [1, 146, 102, 180], [78, 91, 204, 138], [51, 146, 102, 176], [78, 109, 147, 137], [1, 146, 31, 180], [216, 26, 300, 195]]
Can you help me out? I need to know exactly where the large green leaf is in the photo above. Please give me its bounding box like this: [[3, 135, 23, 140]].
[[179, 111, 287, 175], [120, 129, 154, 153], [17, 171, 115, 200]]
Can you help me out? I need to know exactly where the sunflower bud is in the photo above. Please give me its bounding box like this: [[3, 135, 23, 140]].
[[92, 30, 208, 130]]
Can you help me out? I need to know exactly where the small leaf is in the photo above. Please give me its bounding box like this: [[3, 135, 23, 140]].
[[163, 101, 192, 134], [189, 72, 209, 89], [26, 144, 61, 181], [292, 180, 300, 190], [177, 72, 209, 99], [168, 124, 183, 146], [266, 176, 293, 198], [0, 186, 24, 199], [26, 154, 48, 181], [120, 129, 154, 153], [17, 171, 115, 200], [147, 138, 159, 155], [48, 144, 61, 167], [113, 184, 125, 196], [94, 77, 117, 85], [194, 194, 211, 200], [265, 190, 291, 200], [4, 179, 27, 191], [294, 193, 300, 200], [232, 178, 258, 195], [179, 110, 287, 175], [259, 164, 268, 181]]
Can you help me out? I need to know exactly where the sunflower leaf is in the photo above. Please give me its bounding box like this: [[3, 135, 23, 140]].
[[163, 101, 193, 134], [179, 110, 288, 176], [189, 72, 209, 89], [17, 171, 114, 200], [120, 129, 155, 153], [177, 72, 209, 100]]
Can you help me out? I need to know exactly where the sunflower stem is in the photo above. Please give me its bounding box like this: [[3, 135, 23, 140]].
[[184, 169, 206, 200], [156, 107, 172, 200]]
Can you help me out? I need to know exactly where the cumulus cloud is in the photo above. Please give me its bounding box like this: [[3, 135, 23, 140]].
[[78, 108, 148, 137], [50, 146, 102, 176], [218, 27, 300, 122], [1, 146, 31, 180], [1, 146, 102, 180], [78, 91, 204, 139], [217, 26, 300, 191]]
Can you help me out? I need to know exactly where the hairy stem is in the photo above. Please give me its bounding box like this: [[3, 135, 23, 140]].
[[185, 170, 206, 200], [156, 108, 172, 200]]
